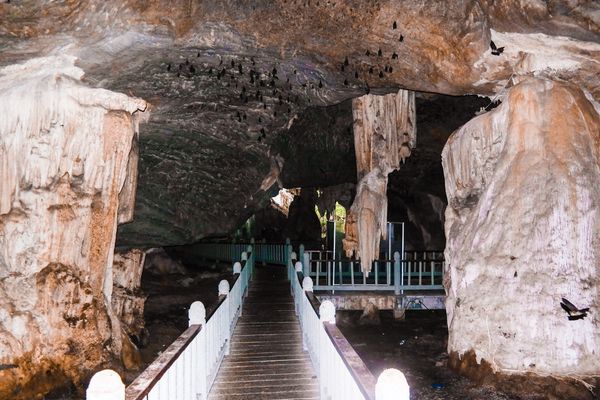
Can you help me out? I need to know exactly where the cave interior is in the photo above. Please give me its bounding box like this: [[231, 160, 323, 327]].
[[0, 1, 599, 399]]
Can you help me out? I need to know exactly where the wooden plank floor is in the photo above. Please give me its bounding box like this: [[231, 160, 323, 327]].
[[208, 264, 319, 400]]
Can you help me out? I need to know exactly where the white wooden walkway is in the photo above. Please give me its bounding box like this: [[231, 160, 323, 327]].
[[208, 265, 319, 400]]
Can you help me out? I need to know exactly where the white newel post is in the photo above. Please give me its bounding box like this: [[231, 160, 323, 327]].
[[302, 276, 313, 292], [86, 369, 125, 400], [233, 261, 243, 316], [241, 251, 248, 261], [319, 300, 336, 399], [189, 301, 207, 399], [376, 369, 410, 400], [233, 261, 242, 274], [218, 279, 231, 356], [285, 238, 291, 267]]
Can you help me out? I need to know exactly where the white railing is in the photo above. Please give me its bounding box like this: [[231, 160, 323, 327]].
[[87, 248, 254, 400], [288, 249, 410, 400]]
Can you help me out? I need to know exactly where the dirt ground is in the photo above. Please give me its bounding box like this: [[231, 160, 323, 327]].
[[337, 309, 532, 400]]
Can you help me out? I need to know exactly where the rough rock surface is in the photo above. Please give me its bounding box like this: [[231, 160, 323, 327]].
[[112, 249, 147, 341], [2, 0, 598, 247], [358, 302, 382, 326], [442, 78, 600, 381], [0, 56, 147, 398]]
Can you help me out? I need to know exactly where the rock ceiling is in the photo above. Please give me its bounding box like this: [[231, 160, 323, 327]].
[[1, 0, 598, 247]]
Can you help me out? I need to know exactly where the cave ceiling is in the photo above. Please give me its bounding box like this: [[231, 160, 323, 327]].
[[1, 0, 598, 247]]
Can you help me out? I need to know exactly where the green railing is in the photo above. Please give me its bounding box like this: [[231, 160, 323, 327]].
[[193, 239, 290, 266], [194, 240, 444, 294]]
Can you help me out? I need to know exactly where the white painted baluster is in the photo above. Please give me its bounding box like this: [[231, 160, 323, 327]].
[[302, 277, 313, 351], [376, 368, 410, 400], [86, 369, 125, 400], [431, 261, 435, 285], [189, 301, 206, 399], [218, 280, 231, 356], [319, 300, 336, 399]]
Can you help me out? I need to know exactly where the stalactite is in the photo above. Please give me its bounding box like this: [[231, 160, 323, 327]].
[[343, 89, 416, 274]]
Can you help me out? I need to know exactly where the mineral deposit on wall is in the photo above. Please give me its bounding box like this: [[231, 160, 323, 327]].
[[442, 78, 600, 378], [0, 55, 147, 398], [344, 90, 416, 274]]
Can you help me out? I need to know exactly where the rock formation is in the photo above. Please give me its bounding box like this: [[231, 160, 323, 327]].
[[0, 56, 146, 399], [112, 249, 147, 345], [442, 77, 600, 395], [344, 90, 416, 274]]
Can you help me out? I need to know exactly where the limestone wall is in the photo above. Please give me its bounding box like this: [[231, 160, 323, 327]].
[[442, 78, 600, 377], [0, 55, 147, 398]]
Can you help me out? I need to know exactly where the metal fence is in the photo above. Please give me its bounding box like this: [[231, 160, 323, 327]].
[[303, 251, 444, 294], [193, 242, 444, 294], [193, 240, 289, 266]]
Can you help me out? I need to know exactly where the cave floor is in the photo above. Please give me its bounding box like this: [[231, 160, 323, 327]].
[[337, 310, 544, 400]]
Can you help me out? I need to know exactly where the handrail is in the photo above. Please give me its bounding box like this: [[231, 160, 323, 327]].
[[288, 247, 410, 399], [324, 324, 377, 399], [125, 325, 202, 399], [304, 282, 377, 399], [87, 248, 255, 400]]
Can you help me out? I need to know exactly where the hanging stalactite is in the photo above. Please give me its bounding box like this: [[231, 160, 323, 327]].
[[343, 89, 416, 274]]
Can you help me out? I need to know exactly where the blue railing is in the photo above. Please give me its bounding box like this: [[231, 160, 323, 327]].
[[193, 240, 290, 266], [194, 241, 444, 293]]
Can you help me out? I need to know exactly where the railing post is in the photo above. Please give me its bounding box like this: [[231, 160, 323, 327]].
[[293, 261, 303, 303], [247, 244, 254, 279], [189, 301, 207, 399], [394, 251, 401, 295], [299, 243, 305, 268], [86, 369, 125, 400], [376, 368, 410, 400], [218, 280, 231, 356], [286, 241, 292, 280], [303, 252, 310, 277], [233, 261, 242, 274]]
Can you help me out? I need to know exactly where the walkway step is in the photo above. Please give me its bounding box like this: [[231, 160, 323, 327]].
[[208, 265, 318, 400]]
